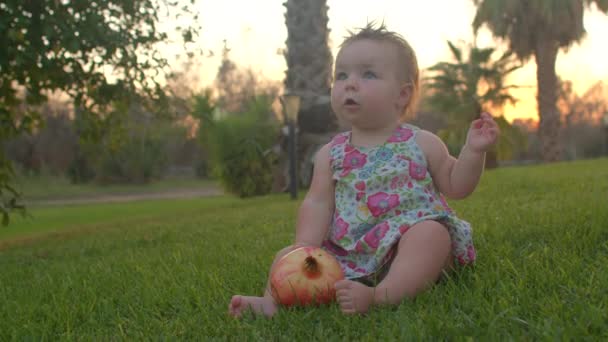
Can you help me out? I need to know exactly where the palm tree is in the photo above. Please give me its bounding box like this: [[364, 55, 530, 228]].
[[283, 0, 336, 185], [472, 0, 608, 162], [425, 41, 523, 168]]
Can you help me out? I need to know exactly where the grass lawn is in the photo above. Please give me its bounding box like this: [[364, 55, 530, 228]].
[[13, 173, 218, 202], [0, 158, 607, 339]]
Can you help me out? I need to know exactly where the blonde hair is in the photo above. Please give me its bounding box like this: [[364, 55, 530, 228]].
[[339, 22, 420, 120]]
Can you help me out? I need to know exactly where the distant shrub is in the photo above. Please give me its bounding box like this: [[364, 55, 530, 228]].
[[93, 122, 181, 184], [206, 96, 279, 197], [67, 102, 185, 184], [191, 90, 216, 179], [6, 106, 78, 176], [194, 158, 209, 179], [67, 153, 96, 184], [95, 136, 167, 184]]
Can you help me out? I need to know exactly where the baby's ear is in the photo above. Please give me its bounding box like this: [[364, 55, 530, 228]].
[[397, 83, 412, 109]]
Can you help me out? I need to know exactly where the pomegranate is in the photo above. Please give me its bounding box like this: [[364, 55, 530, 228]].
[[270, 246, 344, 306]]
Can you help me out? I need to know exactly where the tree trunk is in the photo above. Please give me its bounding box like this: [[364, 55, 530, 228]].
[[283, 0, 337, 187], [534, 35, 562, 162], [283, 0, 336, 133]]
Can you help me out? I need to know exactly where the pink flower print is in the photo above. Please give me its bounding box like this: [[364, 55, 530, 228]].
[[467, 245, 476, 262], [346, 261, 357, 269], [409, 161, 427, 180], [457, 254, 466, 265], [388, 126, 413, 142], [390, 176, 399, 190], [334, 217, 349, 240], [331, 134, 348, 146], [343, 150, 367, 170], [390, 175, 409, 190], [355, 241, 366, 253], [363, 222, 390, 250], [398, 224, 410, 234], [355, 181, 366, 191], [367, 192, 400, 217], [339, 169, 351, 177], [397, 154, 411, 162], [356, 192, 365, 201]]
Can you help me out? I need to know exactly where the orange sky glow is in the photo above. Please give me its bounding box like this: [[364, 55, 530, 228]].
[[169, 0, 608, 123]]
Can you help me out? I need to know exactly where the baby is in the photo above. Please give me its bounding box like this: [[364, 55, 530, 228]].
[[229, 23, 498, 317]]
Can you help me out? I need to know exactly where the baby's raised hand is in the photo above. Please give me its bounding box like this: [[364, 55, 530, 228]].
[[465, 112, 500, 153]]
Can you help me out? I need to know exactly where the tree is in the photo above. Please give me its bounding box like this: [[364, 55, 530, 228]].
[[5, 97, 77, 176], [0, 0, 200, 224], [283, 0, 337, 186], [283, 0, 335, 132], [472, 0, 608, 162], [558, 80, 608, 158], [425, 41, 523, 167], [558, 80, 608, 125], [214, 41, 280, 114]]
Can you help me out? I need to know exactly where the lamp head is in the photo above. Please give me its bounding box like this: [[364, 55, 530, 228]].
[[281, 93, 301, 122]]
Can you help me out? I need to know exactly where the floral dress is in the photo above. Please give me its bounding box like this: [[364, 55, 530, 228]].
[[322, 124, 476, 280]]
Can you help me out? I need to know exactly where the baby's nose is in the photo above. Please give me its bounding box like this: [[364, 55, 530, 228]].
[[345, 77, 358, 90]]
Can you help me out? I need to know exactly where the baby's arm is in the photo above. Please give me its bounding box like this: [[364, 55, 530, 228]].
[[418, 113, 499, 199], [294, 143, 335, 247]]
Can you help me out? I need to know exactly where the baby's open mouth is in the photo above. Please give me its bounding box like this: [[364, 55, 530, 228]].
[[344, 98, 358, 105]]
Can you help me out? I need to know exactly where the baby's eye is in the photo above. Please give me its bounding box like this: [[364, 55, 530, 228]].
[[363, 70, 377, 79], [335, 72, 347, 81]]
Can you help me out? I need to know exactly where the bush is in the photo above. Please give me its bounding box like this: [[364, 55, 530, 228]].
[[191, 90, 216, 179], [205, 96, 279, 197], [67, 153, 96, 183], [95, 137, 167, 184], [94, 122, 177, 184], [5, 108, 78, 176], [68, 103, 184, 184]]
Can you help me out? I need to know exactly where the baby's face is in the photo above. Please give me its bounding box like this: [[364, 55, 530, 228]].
[[331, 39, 407, 130]]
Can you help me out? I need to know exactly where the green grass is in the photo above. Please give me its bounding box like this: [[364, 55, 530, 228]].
[[1, 159, 607, 339], [14, 173, 218, 201], [0, 197, 236, 243]]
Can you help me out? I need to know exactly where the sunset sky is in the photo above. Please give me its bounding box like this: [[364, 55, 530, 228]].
[[176, 0, 608, 122]]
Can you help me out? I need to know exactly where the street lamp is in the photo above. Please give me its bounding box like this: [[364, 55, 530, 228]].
[[281, 93, 301, 200], [603, 112, 608, 156]]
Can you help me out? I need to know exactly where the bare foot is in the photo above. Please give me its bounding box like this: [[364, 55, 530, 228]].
[[335, 280, 375, 314], [228, 295, 278, 318]]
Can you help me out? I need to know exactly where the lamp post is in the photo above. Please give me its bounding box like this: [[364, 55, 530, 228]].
[[281, 93, 301, 200], [603, 112, 608, 157]]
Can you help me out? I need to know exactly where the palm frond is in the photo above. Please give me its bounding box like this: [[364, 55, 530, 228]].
[[447, 41, 463, 63]]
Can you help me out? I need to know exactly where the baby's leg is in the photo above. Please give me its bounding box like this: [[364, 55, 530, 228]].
[[335, 220, 452, 314], [228, 244, 300, 318]]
